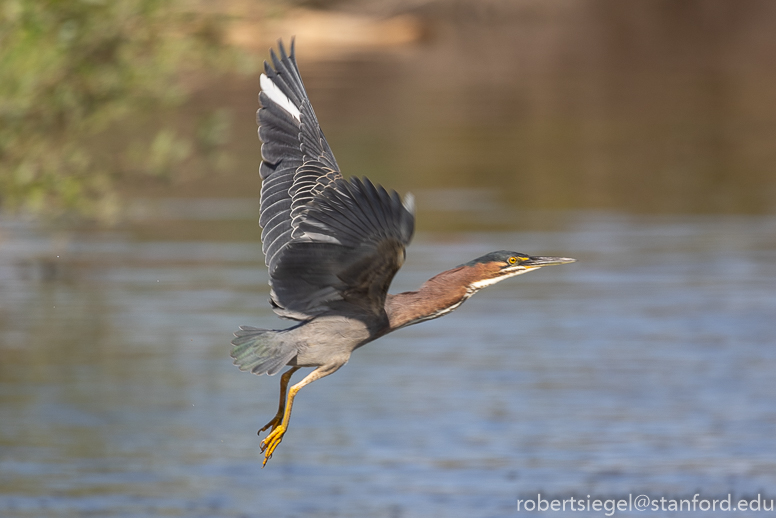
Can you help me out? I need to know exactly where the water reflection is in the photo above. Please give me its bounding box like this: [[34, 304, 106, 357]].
[[1, 205, 775, 517]]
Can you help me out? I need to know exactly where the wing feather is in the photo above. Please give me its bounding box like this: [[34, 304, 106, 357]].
[[257, 39, 343, 273], [270, 177, 414, 318], [256, 40, 415, 320]]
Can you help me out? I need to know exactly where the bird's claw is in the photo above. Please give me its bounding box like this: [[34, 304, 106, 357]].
[[260, 424, 287, 466], [258, 415, 281, 436]]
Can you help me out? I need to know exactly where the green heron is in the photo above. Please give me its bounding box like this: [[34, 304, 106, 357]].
[[232, 40, 575, 466]]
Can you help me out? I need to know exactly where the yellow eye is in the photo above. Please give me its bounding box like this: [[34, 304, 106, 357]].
[[508, 256, 518, 265]]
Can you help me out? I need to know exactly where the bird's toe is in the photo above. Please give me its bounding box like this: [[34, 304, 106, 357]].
[[260, 424, 287, 466]]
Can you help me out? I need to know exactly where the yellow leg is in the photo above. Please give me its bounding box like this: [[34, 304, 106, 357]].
[[260, 362, 343, 466], [259, 367, 300, 436]]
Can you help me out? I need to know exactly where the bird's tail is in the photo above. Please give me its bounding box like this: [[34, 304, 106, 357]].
[[230, 326, 298, 376]]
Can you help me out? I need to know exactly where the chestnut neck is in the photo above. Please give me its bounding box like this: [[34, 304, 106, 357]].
[[384, 264, 492, 331]]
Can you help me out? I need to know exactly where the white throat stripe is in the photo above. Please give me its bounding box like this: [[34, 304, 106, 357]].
[[469, 269, 530, 290]]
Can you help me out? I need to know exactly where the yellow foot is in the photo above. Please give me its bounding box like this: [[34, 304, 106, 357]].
[[260, 424, 287, 466]]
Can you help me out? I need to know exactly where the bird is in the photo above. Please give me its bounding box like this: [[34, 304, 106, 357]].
[[231, 39, 576, 466]]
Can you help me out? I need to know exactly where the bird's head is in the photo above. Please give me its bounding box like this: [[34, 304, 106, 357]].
[[461, 250, 576, 291]]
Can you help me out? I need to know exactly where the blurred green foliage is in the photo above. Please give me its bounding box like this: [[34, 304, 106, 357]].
[[0, 0, 245, 221]]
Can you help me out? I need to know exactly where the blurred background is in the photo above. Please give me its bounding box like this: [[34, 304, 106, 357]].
[[1, 0, 775, 517]]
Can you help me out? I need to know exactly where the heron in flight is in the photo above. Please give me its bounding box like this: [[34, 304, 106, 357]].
[[232, 40, 575, 466]]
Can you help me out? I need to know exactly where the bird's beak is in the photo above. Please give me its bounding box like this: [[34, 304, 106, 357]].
[[522, 256, 576, 269]]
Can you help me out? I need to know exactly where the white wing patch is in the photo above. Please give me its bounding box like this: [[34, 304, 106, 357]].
[[260, 73, 301, 122], [402, 192, 415, 214]]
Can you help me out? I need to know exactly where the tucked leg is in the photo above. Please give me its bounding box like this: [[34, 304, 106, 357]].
[[259, 366, 300, 436], [261, 362, 344, 466]]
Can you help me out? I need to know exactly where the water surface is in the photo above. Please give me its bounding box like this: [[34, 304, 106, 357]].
[[1, 208, 774, 517]]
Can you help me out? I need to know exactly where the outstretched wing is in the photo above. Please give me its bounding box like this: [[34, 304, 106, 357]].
[[257, 40, 415, 320], [258, 39, 341, 273]]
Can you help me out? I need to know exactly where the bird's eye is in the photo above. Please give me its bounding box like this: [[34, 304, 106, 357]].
[[508, 256, 518, 265]]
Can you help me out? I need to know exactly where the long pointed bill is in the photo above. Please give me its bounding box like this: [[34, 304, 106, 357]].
[[523, 256, 577, 268]]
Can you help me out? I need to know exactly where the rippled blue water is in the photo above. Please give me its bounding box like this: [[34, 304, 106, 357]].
[[1, 209, 775, 517]]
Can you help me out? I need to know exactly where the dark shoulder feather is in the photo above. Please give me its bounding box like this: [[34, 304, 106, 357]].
[[269, 177, 415, 319]]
